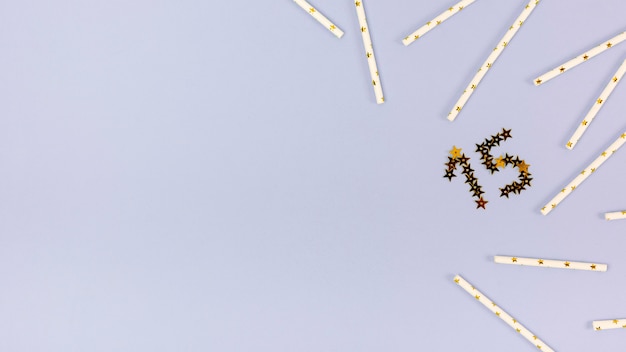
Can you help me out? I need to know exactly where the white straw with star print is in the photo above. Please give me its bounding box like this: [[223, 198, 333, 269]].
[[494, 256, 607, 272], [448, 0, 540, 121], [541, 131, 626, 215], [605, 210, 626, 220], [593, 319, 626, 331], [534, 31, 626, 86], [567, 59, 626, 149], [402, 0, 476, 46], [293, 0, 344, 38], [453, 275, 555, 352], [354, 0, 384, 104]]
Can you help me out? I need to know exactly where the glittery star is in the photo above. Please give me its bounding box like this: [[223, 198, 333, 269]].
[[559, 67, 565, 73], [309, 7, 316, 13], [361, 26, 367, 32], [491, 134, 503, 145], [454, 278, 460, 283], [500, 188, 510, 198], [566, 141, 573, 148], [330, 25, 336, 31], [471, 185, 484, 198], [517, 161, 530, 174], [591, 264, 597, 270], [511, 257, 518, 263], [458, 154, 470, 165], [475, 197, 488, 209], [355, 1, 361, 6], [495, 156, 506, 168], [613, 77, 619, 82], [450, 146, 462, 158], [495, 311, 501, 316], [500, 128, 512, 140], [474, 295, 480, 300], [538, 259, 544, 265], [475, 143, 488, 154], [535, 78, 542, 85], [596, 326, 601, 330], [444, 169, 456, 181], [564, 262, 570, 267], [607, 42, 613, 48], [597, 98, 603, 104], [583, 54, 589, 60], [613, 319, 619, 324]]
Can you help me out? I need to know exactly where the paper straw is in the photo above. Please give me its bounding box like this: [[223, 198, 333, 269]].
[[453, 275, 555, 352], [448, 0, 540, 121], [593, 319, 626, 331], [605, 210, 626, 221], [402, 0, 476, 46], [293, 0, 344, 38], [354, 0, 384, 104], [567, 59, 626, 149], [541, 131, 626, 215], [494, 256, 607, 272], [534, 31, 626, 86]]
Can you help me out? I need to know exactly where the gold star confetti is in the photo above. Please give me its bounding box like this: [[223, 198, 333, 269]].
[[517, 160, 530, 174], [564, 262, 570, 267], [450, 146, 462, 158], [537, 259, 544, 265]]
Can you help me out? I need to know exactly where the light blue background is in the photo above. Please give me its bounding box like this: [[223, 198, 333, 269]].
[[1, 1, 625, 351]]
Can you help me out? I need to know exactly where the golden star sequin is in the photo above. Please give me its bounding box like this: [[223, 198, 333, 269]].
[[450, 146, 462, 158]]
